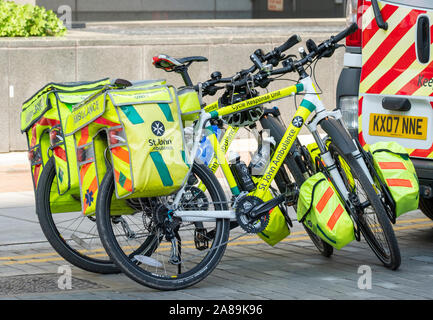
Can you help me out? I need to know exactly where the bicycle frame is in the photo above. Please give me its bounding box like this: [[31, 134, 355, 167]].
[[172, 75, 373, 222]]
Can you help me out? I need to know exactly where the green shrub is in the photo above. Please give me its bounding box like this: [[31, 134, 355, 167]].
[[0, 0, 66, 37]]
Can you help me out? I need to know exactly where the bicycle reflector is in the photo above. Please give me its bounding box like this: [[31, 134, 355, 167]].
[[77, 145, 94, 163], [108, 127, 126, 146], [49, 127, 64, 146], [28, 148, 42, 164]]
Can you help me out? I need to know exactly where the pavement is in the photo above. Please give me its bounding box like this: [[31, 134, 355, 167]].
[[1, 151, 433, 301]]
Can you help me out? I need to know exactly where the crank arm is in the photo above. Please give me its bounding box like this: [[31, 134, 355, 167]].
[[249, 194, 285, 219]]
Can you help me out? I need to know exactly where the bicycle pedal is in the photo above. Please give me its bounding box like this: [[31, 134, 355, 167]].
[[194, 228, 209, 251]]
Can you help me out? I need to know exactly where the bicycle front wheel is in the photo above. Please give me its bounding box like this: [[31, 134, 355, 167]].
[[263, 115, 334, 257], [96, 163, 230, 290], [328, 143, 401, 270]]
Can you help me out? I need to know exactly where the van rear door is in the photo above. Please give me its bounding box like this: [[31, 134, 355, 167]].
[[358, 0, 433, 159]]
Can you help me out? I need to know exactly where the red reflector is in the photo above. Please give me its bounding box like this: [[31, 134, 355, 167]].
[[28, 150, 34, 161], [49, 129, 63, 146], [28, 149, 41, 163], [109, 128, 126, 145], [77, 148, 86, 162]]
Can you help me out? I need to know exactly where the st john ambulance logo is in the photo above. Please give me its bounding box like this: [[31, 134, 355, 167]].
[[151, 121, 165, 136], [292, 116, 304, 128]]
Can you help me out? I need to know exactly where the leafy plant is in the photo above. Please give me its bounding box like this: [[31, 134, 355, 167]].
[[0, 0, 66, 37]]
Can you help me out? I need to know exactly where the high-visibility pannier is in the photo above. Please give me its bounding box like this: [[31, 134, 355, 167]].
[[65, 81, 191, 215], [251, 177, 290, 246], [20, 78, 111, 212], [368, 141, 419, 218], [177, 87, 202, 121], [306, 141, 355, 190], [297, 172, 355, 249]]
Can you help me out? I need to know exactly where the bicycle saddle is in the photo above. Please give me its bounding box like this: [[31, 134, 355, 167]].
[[152, 54, 208, 71]]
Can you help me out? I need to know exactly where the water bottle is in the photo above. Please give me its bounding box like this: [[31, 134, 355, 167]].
[[229, 152, 255, 192], [196, 125, 221, 166], [249, 136, 274, 176]]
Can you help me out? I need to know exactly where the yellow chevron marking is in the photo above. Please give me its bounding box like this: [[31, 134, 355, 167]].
[[2, 219, 433, 266], [361, 6, 408, 64], [382, 58, 429, 95], [360, 23, 416, 93]]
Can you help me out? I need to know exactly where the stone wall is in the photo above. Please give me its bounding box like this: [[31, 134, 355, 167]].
[[0, 19, 346, 152]]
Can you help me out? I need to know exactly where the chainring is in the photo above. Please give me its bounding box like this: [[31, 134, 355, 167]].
[[235, 196, 269, 233]]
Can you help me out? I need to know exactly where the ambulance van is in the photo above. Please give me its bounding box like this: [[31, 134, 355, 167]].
[[337, 0, 433, 219]]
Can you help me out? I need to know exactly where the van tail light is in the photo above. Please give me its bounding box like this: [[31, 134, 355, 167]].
[[346, 0, 363, 47], [109, 128, 126, 146], [49, 128, 64, 146]]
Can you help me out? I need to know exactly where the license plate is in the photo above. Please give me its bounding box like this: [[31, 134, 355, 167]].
[[369, 113, 428, 140]]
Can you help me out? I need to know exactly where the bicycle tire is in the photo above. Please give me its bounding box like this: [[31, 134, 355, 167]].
[[36, 157, 120, 274], [96, 163, 230, 290], [328, 142, 401, 270], [262, 115, 334, 257], [419, 197, 433, 221]]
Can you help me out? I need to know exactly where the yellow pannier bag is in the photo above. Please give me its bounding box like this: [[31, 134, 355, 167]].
[[307, 140, 355, 190], [65, 81, 190, 215], [252, 177, 290, 246], [20, 78, 111, 213], [367, 141, 419, 218], [177, 87, 202, 121], [297, 172, 355, 249]]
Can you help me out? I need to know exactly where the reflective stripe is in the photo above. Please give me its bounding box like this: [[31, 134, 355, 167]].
[[111, 146, 130, 164], [386, 178, 413, 188], [33, 164, 41, 189], [300, 99, 316, 112], [327, 204, 344, 231], [114, 169, 133, 192], [119, 105, 144, 124], [315, 186, 334, 213], [150, 151, 173, 187], [378, 161, 406, 170], [53, 146, 67, 162], [157, 103, 174, 122]]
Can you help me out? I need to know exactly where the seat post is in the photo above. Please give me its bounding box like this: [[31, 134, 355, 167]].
[[175, 66, 193, 87]]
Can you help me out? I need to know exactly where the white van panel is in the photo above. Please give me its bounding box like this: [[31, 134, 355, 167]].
[[361, 93, 433, 150]]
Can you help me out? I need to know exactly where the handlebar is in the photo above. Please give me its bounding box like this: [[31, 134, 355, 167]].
[[274, 34, 302, 56], [196, 23, 358, 96], [330, 22, 358, 45]]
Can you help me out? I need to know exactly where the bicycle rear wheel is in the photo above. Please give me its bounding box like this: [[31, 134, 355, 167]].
[[96, 163, 230, 290], [36, 157, 119, 274], [328, 143, 401, 269]]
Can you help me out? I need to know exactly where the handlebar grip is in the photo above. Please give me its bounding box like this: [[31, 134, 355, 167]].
[[331, 23, 358, 44], [276, 34, 302, 54]]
